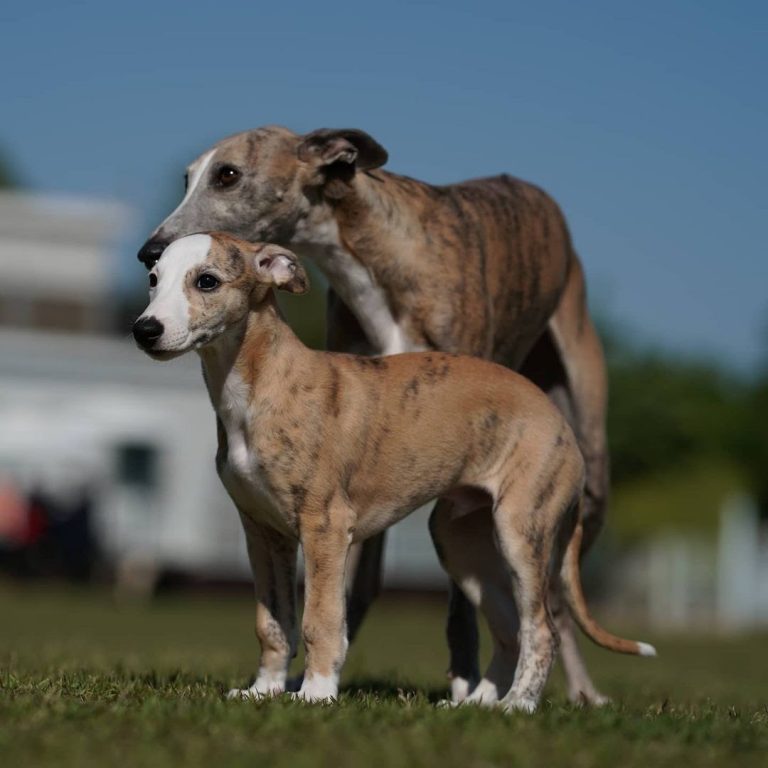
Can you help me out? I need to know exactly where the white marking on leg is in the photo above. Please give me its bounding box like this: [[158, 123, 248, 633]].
[[637, 642, 657, 657], [450, 676, 471, 703], [557, 610, 611, 706], [463, 677, 499, 706], [295, 673, 339, 703], [227, 668, 287, 700]]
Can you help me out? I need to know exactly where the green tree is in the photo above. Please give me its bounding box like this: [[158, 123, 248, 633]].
[[598, 317, 751, 487]]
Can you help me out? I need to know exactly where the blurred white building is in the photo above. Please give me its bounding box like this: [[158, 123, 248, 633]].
[[609, 495, 768, 631], [0, 191, 248, 585], [0, 192, 124, 332], [0, 191, 444, 591]]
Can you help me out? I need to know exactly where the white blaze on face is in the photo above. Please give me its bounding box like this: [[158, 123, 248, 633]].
[[165, 149, 217, 221], [141, 234, 213, 351]]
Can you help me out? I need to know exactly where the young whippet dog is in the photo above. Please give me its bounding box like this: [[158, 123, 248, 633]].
[[137, 125, 610, 704], [133, 232, 654, 712]]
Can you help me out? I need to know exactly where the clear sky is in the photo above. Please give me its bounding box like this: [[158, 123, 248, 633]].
[[2, 1, 766, 371]]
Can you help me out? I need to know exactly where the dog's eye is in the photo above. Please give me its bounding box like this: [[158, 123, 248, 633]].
[[149, 273, 158, 288], [214, 165, 241, 189], [196, 273, 220, 292]]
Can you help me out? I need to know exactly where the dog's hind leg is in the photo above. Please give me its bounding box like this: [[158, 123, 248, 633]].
[[520, 313, 610, 706], [491, 477, 571, 713], [430, 500, 517, 706], [550, 591, 610, 705], [445, 580, 481, 702]]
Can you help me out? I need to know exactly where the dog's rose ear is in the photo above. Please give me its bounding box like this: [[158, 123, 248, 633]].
[[253, 246, 309, 295], [297, 129, 388, 172]]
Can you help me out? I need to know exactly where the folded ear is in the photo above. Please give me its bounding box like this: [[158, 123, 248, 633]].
[[253, 245, 309, 295], [297, 128, 388, 172]]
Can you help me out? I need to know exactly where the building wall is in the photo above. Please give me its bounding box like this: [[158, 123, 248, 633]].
[[0, 191, 130, 333]]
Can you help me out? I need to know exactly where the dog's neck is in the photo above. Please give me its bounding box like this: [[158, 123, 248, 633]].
[[309, 171, 420, 252], [357, 170, 417, 218], [197, 293, 307, 414], [290, 173, 427, 355]]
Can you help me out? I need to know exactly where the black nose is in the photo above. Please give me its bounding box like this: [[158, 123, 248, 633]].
[[133, 317, 165, 350], [137, 239, 168, 269]]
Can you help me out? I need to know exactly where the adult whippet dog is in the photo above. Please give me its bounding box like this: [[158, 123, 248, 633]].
[[133, 232, 653, 711], [138, 126, 610, 704]]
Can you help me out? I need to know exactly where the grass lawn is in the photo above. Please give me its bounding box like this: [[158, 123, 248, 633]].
[[0, 583, 766, 767]]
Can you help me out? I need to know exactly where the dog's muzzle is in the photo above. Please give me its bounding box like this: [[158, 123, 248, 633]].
[[133, 316, 165, 350], [137, 238, 169, 269]]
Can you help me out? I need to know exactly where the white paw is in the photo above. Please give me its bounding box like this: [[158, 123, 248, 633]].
[[227, 672, 286, 700], [463, 679, 499, 707], [292, 673, 338, 703], [568, 689, 612, 707], [501, 695, 538, 714], [450, 675, 477, 704], [437, 679, 496, 709]]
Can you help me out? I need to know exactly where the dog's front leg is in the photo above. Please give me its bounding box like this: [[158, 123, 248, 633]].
[[296, 501, 354, 703], [229, 515, 298, 699]]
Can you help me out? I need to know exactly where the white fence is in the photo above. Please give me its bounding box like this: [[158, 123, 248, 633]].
[[611, 495, 768, 630]]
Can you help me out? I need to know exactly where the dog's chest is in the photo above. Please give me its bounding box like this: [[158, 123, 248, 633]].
[[215, 374, 293, 535]]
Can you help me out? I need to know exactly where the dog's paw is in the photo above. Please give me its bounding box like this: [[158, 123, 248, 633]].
[[291, 674, 338, 703], [437, 680, 498, 710], [462, 679, 500, 707], [568, 688, 612, 707], [449, 675, 478, 704], [226, 673, 286, 700], [500, 695, 538, 714]]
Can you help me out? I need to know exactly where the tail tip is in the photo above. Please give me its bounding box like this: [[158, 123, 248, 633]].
[[637, 641, 657, 657]]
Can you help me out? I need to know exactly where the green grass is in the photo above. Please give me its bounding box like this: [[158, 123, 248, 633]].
[[1, 584, 766, 767]]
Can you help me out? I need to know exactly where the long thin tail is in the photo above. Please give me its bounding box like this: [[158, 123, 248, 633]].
[[560, 515, 656, 657]]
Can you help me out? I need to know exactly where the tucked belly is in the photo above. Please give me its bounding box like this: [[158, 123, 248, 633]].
[[352, 502, 420, 542]]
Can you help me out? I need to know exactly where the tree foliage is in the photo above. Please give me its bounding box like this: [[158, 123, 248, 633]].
[[602, 319, 768, 515]]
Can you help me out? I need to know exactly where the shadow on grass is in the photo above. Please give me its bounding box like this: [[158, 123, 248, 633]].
[[59, 668, 452, 704], [341, 676, 449, 704]]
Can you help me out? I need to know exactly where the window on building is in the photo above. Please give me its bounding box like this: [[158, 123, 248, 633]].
[[115, 442, 159, 492]]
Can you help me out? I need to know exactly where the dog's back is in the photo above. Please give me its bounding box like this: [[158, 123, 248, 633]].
[[302, 348, 582, 540]]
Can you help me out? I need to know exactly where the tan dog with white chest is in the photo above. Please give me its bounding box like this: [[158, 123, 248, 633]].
[[133, 232, 654, 712]]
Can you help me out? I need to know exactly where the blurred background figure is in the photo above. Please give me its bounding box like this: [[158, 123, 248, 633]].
[[0, 1, 766, 630], [0, 474, 29, 575]]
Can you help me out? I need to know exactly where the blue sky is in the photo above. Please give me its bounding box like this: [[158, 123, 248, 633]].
[[2, 1, 766, 371]]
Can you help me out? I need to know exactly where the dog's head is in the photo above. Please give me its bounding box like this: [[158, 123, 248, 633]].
[[133, 232, 308, 359], [137, 126, 388, 269]]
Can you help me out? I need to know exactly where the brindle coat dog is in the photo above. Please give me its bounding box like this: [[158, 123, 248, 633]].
[[132, 233, 652, 712], [138, 126, 609, 704]]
